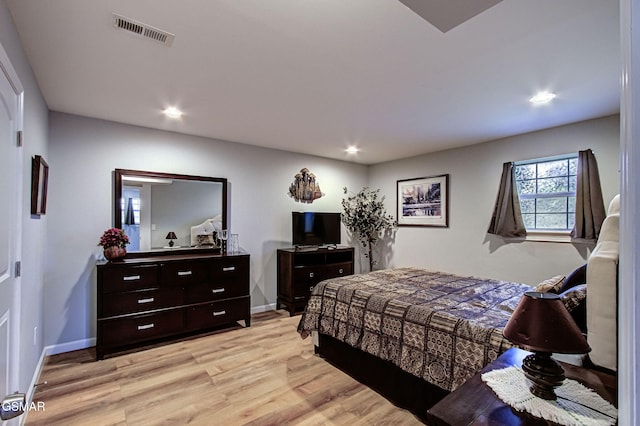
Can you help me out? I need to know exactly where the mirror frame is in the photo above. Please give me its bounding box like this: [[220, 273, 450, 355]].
[[114, 169, 228, 250]]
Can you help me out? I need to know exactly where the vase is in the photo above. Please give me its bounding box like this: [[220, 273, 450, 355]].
[[104, 246, 127, 261]]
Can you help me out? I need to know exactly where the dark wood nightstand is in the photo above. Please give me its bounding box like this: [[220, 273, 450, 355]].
[[426, 347, 617, 425], [276, 247, 354, 316]]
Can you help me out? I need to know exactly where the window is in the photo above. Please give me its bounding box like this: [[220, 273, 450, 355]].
[[121, 188, 141, 225], [514, 154, 578, 231]]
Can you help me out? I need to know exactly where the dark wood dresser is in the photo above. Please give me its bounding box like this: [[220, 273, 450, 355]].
[[277, 247, 354, 316], [96, 250, 250, 360]]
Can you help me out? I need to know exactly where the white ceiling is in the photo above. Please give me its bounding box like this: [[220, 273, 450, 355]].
[[7, 0, 620, 164]]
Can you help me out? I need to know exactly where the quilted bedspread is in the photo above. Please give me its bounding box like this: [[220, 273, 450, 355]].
[[297, 267, 532, 391]]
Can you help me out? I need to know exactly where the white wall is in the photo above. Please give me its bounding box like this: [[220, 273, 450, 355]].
[[46, 112, 620, 350], [0, 0, 49, 396], [369, 115, 620, 285], [45, 111, 368, 348]]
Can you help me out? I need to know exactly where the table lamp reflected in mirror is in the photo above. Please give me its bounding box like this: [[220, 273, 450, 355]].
[[165, 231, 177, 248], [502, 291, 591, 400]]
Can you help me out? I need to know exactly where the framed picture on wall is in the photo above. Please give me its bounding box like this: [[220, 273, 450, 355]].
[[31, 155, 49, 215], [397, 174, 449, 227]]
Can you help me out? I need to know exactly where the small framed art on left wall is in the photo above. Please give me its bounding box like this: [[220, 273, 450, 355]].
[[31, 155, 48, 215]]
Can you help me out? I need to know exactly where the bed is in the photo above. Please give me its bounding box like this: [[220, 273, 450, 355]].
[[297, 194, 619, 422], [296, 268, 532, 419]]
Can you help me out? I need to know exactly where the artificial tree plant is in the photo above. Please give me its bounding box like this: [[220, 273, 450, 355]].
[[341, 187, 397, 272]]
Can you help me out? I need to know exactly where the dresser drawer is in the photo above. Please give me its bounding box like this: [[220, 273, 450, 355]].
[[102, 264, 159, 293], [185, 298, 249, 330], [293, 266, 325, 284], [185, 281, 248, 304], [210, 256, 249, 282], [293, 266, 325, 299], [325, 262, 353, 279], [99, 309, 184, 347], [160, 260, 209, 286], [101, 287, 183, 318]]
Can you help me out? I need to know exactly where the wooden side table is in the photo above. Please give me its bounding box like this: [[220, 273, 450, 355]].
[[276, 247, 354, 316], [426, 347, 617, 425]]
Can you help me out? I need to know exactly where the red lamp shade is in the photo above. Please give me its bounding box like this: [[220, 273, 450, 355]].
[[503, 291, 590, 354]]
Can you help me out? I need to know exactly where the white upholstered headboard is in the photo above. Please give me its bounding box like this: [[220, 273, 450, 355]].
[[586, 194, 619, 371], [190, 215, 222, 247]]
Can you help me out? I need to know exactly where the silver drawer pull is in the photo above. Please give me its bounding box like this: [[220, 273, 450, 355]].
[[211, 288, 225, 294], [123, 275, 141, 281], [177, 270, 192, 276], [309, 272, 314, 278], [213, 310, 226, 316], [222, 266, 236, 272], [137, 323, 154, 330], [138, 298, 155, 304], [339, 268, 344, 274]]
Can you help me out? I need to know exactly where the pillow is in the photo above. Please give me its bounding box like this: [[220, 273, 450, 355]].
[[560, 284, 587, 313], [557, 264, 587, 294], [559, 284, 588, 333], [533, 275, 565, 294]]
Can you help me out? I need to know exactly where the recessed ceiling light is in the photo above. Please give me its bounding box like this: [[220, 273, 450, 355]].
[[345, 146, 359, 154], [529, 91, 556, 105], [163, 106, 183, 118]]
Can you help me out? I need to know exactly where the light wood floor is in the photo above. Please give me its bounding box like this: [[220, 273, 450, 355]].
[[26, 310, 423, 425]]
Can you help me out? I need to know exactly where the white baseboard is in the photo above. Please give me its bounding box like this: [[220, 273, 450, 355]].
[[41, 307, 275, 357], [20, 348, 48, 426], [19, 305, 278, 424], [35, 307, 275, 362], [44, 337, 96, 356], [251, 303, 277, 314]]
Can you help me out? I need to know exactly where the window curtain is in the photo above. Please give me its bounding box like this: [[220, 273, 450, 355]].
[[571, 149, 605, 240], [487, 162, 527, 237], [124, 197, 136, 225]]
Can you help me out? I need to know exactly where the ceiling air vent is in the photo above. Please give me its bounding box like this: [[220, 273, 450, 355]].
[[113, 13, 175, 46]]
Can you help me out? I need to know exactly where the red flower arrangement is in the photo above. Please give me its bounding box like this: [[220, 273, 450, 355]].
[[98, 228, 130, 249]]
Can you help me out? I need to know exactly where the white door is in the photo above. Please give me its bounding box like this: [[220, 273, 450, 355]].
[[0, 45, 23, 423]]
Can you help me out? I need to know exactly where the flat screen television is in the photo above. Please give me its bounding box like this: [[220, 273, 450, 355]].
[[292, 212, 341, 246]]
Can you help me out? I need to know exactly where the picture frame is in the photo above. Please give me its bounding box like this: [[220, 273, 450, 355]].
[[31, 155, 49, 215], [397, 174, 449, 227]]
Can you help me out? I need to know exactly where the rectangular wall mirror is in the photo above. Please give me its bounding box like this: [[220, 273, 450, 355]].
[[114, 169, 228, 252]]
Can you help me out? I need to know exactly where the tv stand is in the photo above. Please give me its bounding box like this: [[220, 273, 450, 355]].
[[277, 246, 354, 316]]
